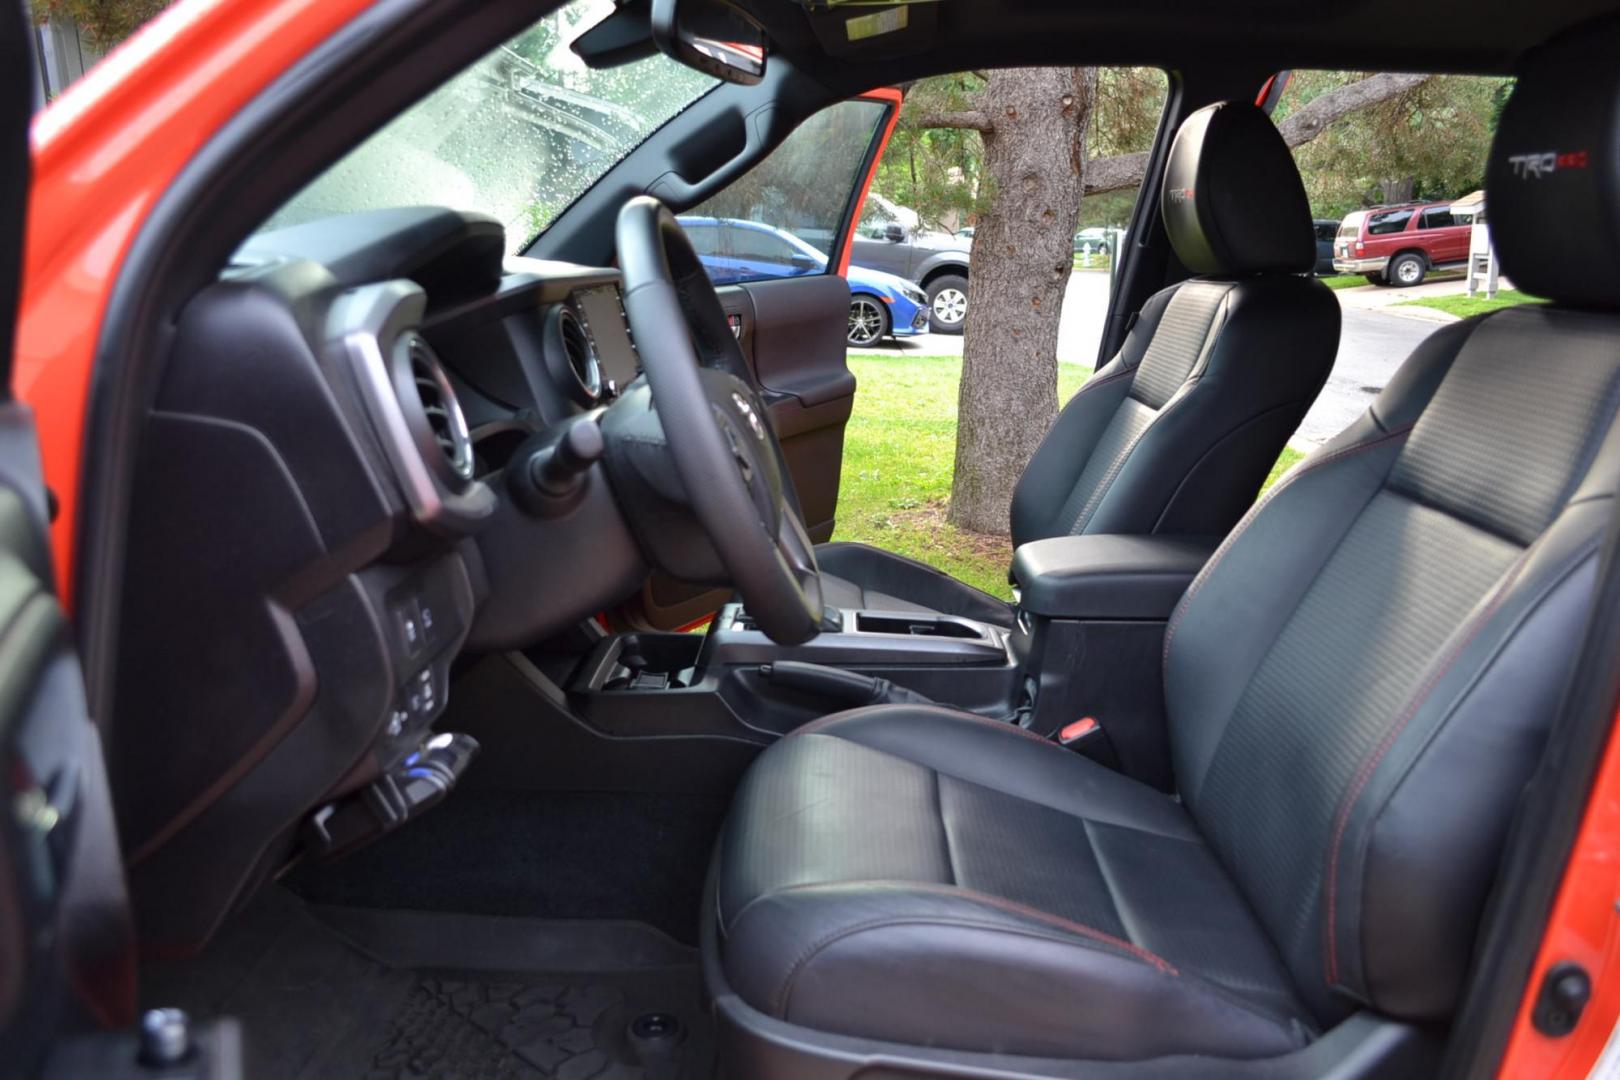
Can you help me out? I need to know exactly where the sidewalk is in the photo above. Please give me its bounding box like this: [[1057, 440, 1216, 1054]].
[[1332, 273, 1515, 324]]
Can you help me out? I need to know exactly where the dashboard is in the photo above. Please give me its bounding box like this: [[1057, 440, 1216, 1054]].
[[111, 208, 653, 951]]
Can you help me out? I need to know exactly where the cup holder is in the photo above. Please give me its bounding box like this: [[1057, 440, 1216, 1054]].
[[600, 632, 704, 691], [853, 613, 985, 639]]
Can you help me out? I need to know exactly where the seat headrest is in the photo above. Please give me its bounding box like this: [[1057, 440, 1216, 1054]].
[[1160, 101, 1315, 276], [1485, 19, 1620, 310]]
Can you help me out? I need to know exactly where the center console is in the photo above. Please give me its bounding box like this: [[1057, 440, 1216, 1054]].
[[1005, 534, 1216, 789], [564, 534, 1218, 789], [570, 601, 1021, 738]]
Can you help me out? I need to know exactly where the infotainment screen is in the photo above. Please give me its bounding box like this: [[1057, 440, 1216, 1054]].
[[574, 285, 640, 389]]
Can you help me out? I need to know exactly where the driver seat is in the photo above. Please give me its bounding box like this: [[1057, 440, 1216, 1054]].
[[710, 41, 1620, 1071], [816, 99, 1339, 627]]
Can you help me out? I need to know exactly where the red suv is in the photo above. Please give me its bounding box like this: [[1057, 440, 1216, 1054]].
[[1331, 200, 1473, 285]]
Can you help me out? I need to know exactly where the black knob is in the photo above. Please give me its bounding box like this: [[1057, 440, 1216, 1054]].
[[1532, 962, 1592, 1036], [507, 420, 605, 516], [531, 419, 605, 495], [138, 1007, 193, 1067]]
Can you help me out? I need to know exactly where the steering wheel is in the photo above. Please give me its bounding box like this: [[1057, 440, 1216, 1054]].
[[612, 196, 824, 646]]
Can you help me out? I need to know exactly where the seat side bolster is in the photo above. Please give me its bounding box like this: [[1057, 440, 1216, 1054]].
[[1065, 283, 1236, 534], [1009, 287, 1175, 547], [1085, 275, 1340, 538], [725, 881, 1307, 1061], [1163, 421, 1408, 805], [1337, 501, 1609, 1018]]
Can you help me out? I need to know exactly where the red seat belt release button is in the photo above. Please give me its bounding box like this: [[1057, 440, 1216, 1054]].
[[1059, 716, 1100, 746]]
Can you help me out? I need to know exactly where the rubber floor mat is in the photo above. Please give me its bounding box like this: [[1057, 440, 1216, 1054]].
[[139, 890, 712, 1080], [360, 975, 697, 1079]]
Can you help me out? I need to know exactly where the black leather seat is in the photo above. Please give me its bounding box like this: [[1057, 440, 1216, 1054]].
[[817, 101, 1340, 627], [712, 40, 1620, 1071]]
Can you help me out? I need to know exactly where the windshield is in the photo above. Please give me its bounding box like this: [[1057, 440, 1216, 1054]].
[[265, 0, 717, 252]]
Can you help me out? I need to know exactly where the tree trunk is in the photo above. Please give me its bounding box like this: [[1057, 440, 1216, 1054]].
[[1378, 176, 1416, 203], [947, 68, 1096, 535]]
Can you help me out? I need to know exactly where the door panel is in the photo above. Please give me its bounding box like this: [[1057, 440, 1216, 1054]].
[[850, 232, 908, 276], [740, 274, 854, 542], [0, 474, 136, 1065], [619, 89, 899, 630], [1, 3, 138, 1067], [1441, 226, 1471, 264], [628, 273, 856, 631]]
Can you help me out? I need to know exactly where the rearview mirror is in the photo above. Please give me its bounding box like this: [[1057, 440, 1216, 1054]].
[[651, 0, 767, 85], [884, 223, 906, 243]]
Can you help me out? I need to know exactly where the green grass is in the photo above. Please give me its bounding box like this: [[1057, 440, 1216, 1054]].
[[833, 354, 1304, 601], [1394, 289, 1543, 319], [1072, 253, 1114, 272], [1316, 275, 1368, 290], [1264, 445, 1305, 489]]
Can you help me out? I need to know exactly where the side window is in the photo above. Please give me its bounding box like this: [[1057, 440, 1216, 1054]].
[[729, 226, 793, 261], [1419, 207, 1457, 229], [728, 225, 811, 272], [684, 221, 724, 256], [857, 201, 900, 239], [1367, 208, 1415, 234], [684, 98, 890, 284]]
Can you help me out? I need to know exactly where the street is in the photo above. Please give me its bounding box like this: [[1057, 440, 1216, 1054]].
[[852, 270, 1453, 448]]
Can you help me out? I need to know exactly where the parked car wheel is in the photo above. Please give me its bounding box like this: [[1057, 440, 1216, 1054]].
[[847, 295, 889, 347], [1388, 252, 1426, 287], [927, 274, 969, 334]]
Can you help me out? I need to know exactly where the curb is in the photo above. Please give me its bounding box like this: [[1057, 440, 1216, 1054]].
[[1380, 304, 1462, 324]]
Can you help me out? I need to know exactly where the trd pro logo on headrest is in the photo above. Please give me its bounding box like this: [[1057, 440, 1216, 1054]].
[[1167, 187, 1195, 204], [1506, 150, 1590, 179]]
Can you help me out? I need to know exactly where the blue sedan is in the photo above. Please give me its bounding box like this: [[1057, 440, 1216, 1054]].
[[678, 216, 931, 347]]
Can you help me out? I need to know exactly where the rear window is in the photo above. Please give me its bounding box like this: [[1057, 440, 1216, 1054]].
[[1337, 213, 1365, 240], [1367, 208, 1415, 235]]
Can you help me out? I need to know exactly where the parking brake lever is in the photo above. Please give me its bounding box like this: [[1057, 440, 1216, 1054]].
[[759, 660, 934, 708]]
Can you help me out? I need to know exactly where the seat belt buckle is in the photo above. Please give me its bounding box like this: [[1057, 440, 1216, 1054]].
[[1058, 716, 1101, 746], [1056, 716, 1120, 769]]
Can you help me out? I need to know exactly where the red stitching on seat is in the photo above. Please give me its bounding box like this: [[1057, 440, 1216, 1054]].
[[902, 882, 1180, 975], [769, 879, 1179, 976], [1161, 425, 1414, 672], [785, 704, 905, 739], [1321, 543, 1535, 987], [1068, 365, 1137, 400]]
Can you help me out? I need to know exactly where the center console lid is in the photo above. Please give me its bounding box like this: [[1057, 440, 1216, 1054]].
[[1011, 535, 1218, 620]]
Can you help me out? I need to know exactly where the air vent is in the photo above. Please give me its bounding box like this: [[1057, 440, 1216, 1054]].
[[407, 336, 475, 482], [558, 307, 603, 402]]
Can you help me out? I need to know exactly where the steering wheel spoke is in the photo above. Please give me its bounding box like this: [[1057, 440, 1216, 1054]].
[[608, 197, 825, 645], [775, 503, 823, 605]]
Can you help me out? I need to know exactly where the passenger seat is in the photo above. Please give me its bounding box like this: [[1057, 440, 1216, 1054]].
[[816, 101, 1341, 627]]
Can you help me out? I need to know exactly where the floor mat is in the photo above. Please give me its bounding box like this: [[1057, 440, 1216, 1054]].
[[140, 890, 713, 1080], [362, 976, 692, 1079], [284, 789, 729, 946]]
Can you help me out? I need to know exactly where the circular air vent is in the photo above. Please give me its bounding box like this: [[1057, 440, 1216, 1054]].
[[406, 336, 475, 483], [558, 307, 603, 402]]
